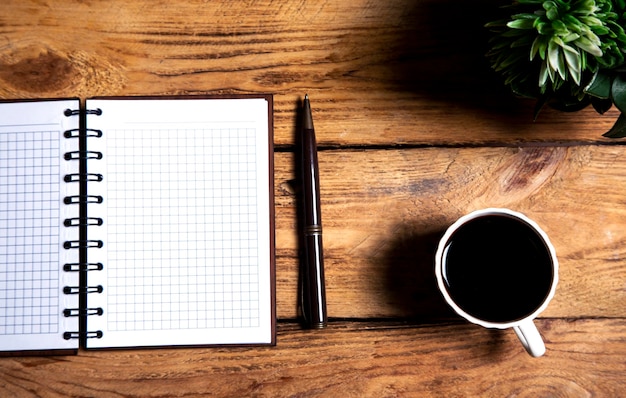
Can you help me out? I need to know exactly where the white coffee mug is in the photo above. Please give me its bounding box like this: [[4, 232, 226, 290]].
[[434, 208, 558, 357]]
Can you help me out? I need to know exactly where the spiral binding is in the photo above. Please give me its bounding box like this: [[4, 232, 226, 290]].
[[63, 129, 102, 138], [62, 106, 105, 341], [63, 240, 104, 249], [64, 195, 104, 205], [64, 217, 104, 227], [63, 285, 104, 295], [63, 331, 103, 340], [64, 151, 103, 160], [63, 308, 104, 317], [63, 263, 104, 272], [64, 173, 103, 183]]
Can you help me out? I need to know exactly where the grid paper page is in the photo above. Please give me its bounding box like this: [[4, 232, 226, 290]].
[[0, 100, 80, 352], [86, 97, 273, 348]]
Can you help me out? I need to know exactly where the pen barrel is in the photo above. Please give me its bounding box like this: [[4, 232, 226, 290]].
[[304, 231, 327, 327], [303, 128, 322, 226], [302, 123, 327, 328]]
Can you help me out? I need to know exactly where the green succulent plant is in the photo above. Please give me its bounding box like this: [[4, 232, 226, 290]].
[[486, 0, 626, 137]]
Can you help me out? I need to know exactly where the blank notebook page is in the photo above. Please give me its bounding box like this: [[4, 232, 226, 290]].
[[85, 97, 273, 348], [0, 99, 80, 352]]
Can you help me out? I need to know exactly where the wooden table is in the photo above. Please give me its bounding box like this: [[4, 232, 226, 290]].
[[1, 0, 625, 396]]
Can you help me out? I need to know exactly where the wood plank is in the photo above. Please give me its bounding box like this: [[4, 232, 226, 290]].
[[274, 145, 626, 319], [0, 319, 623, 397], [0, 0, 621, 146]]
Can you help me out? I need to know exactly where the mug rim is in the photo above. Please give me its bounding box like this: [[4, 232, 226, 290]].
[[434, 208, 559, 329]]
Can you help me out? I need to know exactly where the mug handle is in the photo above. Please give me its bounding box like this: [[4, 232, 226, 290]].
[[513, 319, 546, 357]]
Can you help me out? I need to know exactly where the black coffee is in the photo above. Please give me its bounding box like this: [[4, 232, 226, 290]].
[[441, 214, 554, 323]]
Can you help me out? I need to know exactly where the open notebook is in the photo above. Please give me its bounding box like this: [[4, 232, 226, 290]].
[[0, 96, 275, 354]]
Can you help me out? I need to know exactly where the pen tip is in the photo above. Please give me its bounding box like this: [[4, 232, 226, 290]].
[[304, 93, 309, 100]]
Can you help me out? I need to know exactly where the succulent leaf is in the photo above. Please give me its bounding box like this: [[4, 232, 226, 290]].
[[508, 19, 536, 29], [564, 46, 583, 84], [612, 74, 626, 112], [585, 70, 612, 98], [575, 36, 604, 56], [591, 97, 614, 113], [603, 112, 626, 137]]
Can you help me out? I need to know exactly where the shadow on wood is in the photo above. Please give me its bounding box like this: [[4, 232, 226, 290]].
[[387, 1, 518, 108], [373, 223, 453, 319]]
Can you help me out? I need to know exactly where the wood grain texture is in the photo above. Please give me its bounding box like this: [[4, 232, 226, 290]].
[[0, 319, 624, 397], [0, 0, 622, 146], [274, 145, 626, 319]]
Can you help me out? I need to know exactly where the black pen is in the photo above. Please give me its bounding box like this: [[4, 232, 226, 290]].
[[301, 94, 327, 328]]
